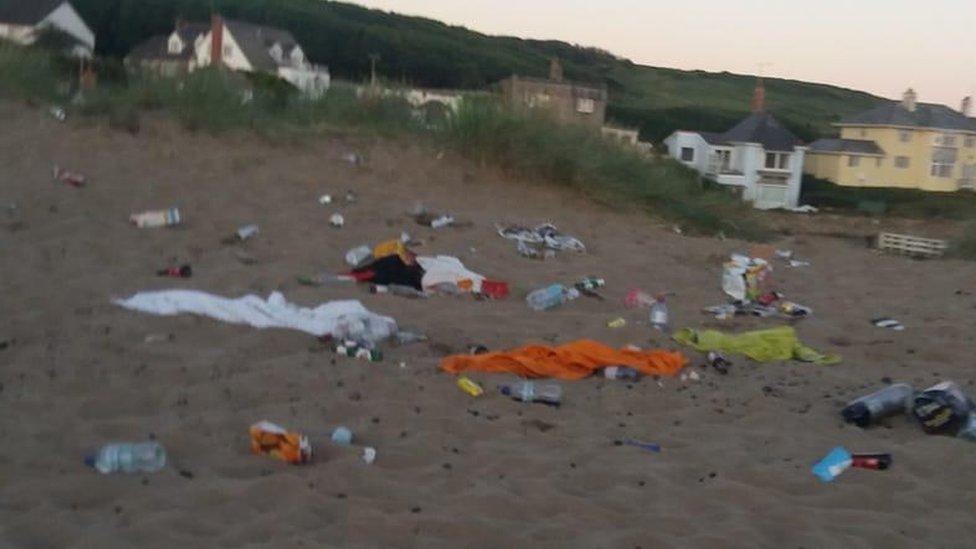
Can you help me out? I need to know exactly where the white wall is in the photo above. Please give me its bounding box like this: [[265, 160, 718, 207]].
[[0, 23, 34, 45], [41, 1, 95, 54], [665, 131, 711, 173], [193, 25, 253, 72], [278, 66, 331, 98]]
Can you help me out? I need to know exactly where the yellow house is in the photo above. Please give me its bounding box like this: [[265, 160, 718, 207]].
[[805, 89, 976, 192]]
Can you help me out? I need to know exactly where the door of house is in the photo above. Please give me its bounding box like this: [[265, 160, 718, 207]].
[[754, 176, 790, 209]]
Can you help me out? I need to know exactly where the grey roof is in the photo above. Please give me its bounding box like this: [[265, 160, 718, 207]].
[[841, 102, 976, 131], [175, 23, 208, 44], [125, 34, 192, 62], [720, 112, 802, 152], [224, 19, 300, 72], [809, 138, 884, 156], [0, 0, 64, 25], [699, 131, 726, 146]]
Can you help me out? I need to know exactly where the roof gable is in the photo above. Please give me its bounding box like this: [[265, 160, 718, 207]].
[[0, 0, 64, 25]]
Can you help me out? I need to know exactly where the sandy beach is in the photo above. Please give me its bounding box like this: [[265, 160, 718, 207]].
[[1, 101, 975, 548]]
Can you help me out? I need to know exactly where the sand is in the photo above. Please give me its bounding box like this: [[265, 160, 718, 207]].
[[1, 102, 975, 548]]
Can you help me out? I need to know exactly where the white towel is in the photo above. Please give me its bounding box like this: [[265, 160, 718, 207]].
[[114, 290, 397, 342]]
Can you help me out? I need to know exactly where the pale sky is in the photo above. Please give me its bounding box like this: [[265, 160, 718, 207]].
[[353, 0, 976, 107]]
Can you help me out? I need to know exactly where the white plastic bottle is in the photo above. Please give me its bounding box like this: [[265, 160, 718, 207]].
[[85, 442, 167, 474], [526, 284, 580, 311], [650, 294, 669, 332], [500, 381, 562, 406]]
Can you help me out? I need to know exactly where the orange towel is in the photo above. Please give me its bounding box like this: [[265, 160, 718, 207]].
[[441, 339, 689, 380]]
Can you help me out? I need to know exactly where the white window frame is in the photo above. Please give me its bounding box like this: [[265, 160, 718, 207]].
[[848, 155, 860, 167], [680, 147, 695, 162], [894, 156, 910, 169], [899, 130, 911, 143], [576, 97, 595, 114], [934, 134, 957, 147], [764, 152, 789, 171], [930, 146, 957, 178], [965, 136, 975, 148]]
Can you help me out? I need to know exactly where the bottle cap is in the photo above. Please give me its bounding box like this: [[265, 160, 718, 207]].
[[83, 455, 96, 468], [840, 402, 870, 427]]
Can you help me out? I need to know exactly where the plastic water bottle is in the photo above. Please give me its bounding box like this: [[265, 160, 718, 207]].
[[841, 383, 914, 427], [499, 381, 562, 406], [526, 284, 580, 311], [85, 442, 166, 474], [650, 294, 669, 332], [602, 366, 641, 381]]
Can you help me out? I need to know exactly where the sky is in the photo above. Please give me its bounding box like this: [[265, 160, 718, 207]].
[[352, 0, 975, 107]]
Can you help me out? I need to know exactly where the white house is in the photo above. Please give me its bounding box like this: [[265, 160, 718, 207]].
[[0, 0, 94, 58], [192, 15, 330, 98], [663, 83, 807, 210]]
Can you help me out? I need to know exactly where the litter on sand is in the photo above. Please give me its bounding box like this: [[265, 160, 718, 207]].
[[114, 290, 397, 343], [672, 326, 841, 365], [53, 165, 85, 187], [496, 222, 585, 254], [250, 420, 312, 465], [872, 317, 905, 331], [441, 339, 688, 380]]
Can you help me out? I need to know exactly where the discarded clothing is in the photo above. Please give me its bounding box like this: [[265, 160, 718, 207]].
[[417, 255, 485, 293], [114, 290, 397, 342], [672, 326, 840, 365], [373, 239, 413, 264], [441, 339, 688, 380], [352, 255, 424, 290], [496, 222, 585, 253]]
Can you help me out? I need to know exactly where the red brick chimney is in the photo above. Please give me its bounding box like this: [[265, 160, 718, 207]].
[[549, 58, 563, 83], [751, 77, 766, 113], [209, 13, 223, 66]]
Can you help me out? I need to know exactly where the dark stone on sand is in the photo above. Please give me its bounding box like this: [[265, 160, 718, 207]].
[[442, 463, 452, 470], [411, 506, 422, 513], [881, 376, 892, 384], [336, 493, 346, 499], [348, 391, 362, 401], [371, 417, 380, 424], [179, 469, 194, 479]]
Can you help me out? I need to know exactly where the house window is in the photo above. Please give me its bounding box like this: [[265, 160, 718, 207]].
[[876, 158, 882, 168], [680, 147, 695, 162], [895, 156, 910, 168], [223, 45, 233, 58], [965, 136, 975, 148], [899, 130, 911, 143], [934, 134, 957, 147], [848, 155, 860, 167], [859, 129, 867, 137], [764, 152, 789, 170], [576, 98, 595, 114], [930, 146, 957, 178]]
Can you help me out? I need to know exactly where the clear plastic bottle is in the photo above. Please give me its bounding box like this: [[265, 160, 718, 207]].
[[85, 442, 166, 474], [650, 294, 669, 332], [602, 366, 642, 381], [841, 383, 914, 427], [526, 284, 580, 311], [499, 381, 562, 406]]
